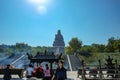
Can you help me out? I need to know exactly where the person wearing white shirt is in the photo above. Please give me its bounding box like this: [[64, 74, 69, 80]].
[[26, 64, 34, 78]]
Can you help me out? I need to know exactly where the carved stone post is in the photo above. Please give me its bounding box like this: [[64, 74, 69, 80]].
[[98, 60, 102, 80], [81, 60, 85, 80]]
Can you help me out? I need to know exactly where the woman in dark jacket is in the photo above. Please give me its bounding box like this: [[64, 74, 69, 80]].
[[52, 61, 67, 80]]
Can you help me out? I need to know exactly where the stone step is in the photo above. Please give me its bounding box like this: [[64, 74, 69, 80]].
[[69, 55, 81, 71]]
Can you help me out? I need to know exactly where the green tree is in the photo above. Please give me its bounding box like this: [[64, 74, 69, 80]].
[[15, 43, 31, 52], [113, 39, 120, 52], [105, 37, 115, 52], [91, 44, 105, 52], [80, 45, 92, 53], [65, 46, 74, 54], [68, 37, 82, 54]]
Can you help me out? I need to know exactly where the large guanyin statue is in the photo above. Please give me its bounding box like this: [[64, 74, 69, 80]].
[[52, 30, 65, 54], [53, 30, 65, 47]]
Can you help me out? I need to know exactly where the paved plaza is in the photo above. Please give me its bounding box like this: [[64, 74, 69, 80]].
[[0, 71, 80, 80]]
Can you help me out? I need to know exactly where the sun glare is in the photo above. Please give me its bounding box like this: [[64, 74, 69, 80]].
[[28, 0, 48, 5], [37, 6, 47, 14], [27, 0, 53, 15]]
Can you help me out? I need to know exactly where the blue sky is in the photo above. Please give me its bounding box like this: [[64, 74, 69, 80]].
[[0, 0, 120, 46]]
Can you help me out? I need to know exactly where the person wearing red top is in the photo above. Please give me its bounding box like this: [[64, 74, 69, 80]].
[[35, 65, 44, 78]]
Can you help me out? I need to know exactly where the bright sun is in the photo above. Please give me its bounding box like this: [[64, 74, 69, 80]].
[[27, 0, 53, 15]]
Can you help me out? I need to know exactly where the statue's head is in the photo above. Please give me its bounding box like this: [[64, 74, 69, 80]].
[[58, 30, 61, 34]]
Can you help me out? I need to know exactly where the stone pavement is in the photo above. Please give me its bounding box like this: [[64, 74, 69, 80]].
[[67, 71, 81, 80], [0, 71, 81, 80]]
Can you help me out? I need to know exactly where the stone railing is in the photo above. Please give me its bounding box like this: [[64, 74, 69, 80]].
[[0, 68, 25, 78]]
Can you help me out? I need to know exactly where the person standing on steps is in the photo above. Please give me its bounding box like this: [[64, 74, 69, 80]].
[[52, 61, 67, 80]]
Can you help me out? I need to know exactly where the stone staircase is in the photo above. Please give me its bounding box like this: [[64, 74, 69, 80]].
[[69, 55, 81, 71]]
